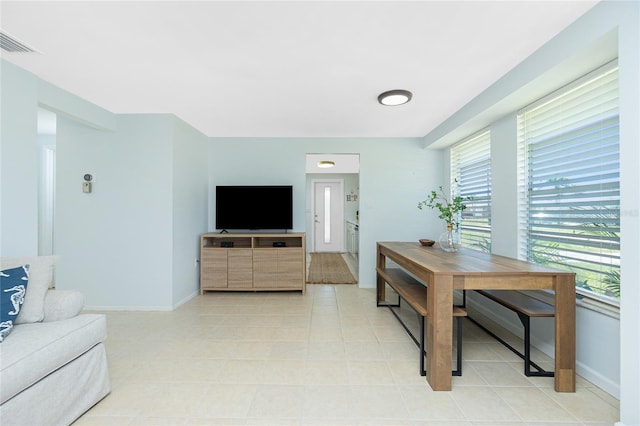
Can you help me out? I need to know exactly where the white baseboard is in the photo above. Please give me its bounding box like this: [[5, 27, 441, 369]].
[[172, 290, 199, 310], [85, 291, 199, 313], [84, 305, 173, 311], [575, 361, 620, 399]]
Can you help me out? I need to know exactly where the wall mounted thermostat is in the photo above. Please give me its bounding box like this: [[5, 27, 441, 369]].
[[82, 173, 93, 193]]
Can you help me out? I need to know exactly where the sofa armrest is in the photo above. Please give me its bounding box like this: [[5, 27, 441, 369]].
[[43, 290, 85, 322]]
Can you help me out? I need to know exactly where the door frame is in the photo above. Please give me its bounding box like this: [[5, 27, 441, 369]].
[[39, 143, 56, 256], [310, 178, 345, 253]]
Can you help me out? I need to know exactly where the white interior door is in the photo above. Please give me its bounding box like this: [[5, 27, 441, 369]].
[[313, 180, 344, 252]]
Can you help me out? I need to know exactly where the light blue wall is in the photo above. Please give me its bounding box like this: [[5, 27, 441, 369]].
[[209, 138, 445, 287], [1, 61, 39, 256], [0, 61, 210, 310], [172, 117, 209, 307], [424, 2, 639, 424], [55, 114, 175, 309], [488, 114, 518, 258], [617, 3, 640, 425]]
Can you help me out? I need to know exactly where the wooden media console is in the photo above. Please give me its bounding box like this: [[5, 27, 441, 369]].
[[200, 233, 306, 294]]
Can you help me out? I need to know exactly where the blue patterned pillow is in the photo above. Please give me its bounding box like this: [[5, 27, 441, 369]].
[[0, 265, 30, 342]]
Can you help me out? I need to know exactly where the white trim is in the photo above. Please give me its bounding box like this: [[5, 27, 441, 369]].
[[85, 291, 199, 312], [39, 144, 56, 256], [172, 291, 199, 310], [84, 305, 173, 311], [577, 295, 620, 319]]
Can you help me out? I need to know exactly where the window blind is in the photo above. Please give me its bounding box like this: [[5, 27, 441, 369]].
[[451, 130, 491, 252], [517, 60, 620, 300]]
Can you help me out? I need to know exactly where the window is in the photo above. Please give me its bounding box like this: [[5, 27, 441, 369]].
[[451, 130, 492, 252], [517, 60, 619, 302]]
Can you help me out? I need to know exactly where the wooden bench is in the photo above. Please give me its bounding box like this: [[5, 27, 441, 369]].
[[377, 267, 467, 376], [468, 289, 555, 377]]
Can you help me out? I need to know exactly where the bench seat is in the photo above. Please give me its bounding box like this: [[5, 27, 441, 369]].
[[377, 268, 467, 376], [470, 289, 555, 377], [476, 290, 555, 317]]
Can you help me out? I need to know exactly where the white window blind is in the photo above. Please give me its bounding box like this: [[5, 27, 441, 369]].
[[517, 60, 620, 301], [451, 130, 491, 252]]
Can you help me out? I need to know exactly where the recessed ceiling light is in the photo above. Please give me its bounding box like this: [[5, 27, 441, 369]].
[[317, 161, 336, 168], [378, 89, 412, 106]]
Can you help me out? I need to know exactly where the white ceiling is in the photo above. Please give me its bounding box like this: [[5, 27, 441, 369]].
[[1, 1, 598, 138]]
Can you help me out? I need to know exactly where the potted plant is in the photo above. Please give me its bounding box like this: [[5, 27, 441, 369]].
[[418, 182, 470, 252]]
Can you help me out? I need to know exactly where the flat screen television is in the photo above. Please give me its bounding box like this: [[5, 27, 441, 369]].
[[216, 185, 293, 230]]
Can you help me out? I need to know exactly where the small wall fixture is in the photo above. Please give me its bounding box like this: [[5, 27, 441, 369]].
[[317, 161, 336, 168], [378, 89, 412, 106]]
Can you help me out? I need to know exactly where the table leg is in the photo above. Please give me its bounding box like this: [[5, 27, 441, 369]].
[[426, 274, 454, 391], [554, 274, 576, 392]]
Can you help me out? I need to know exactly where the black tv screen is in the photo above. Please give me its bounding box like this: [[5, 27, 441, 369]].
[[216, 185, 293, 230]]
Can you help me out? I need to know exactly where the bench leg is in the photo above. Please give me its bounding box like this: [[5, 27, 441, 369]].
[[517, 313, 554, 377], [378, 287, 461, 378], [376, 284, 401, 308], [420, 315, 426, 376], [467, 314, 553, 377], [519, 313, 532, 376], [454, 290, 467, 309]]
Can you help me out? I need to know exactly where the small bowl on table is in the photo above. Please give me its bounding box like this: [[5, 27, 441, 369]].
[[419, 239, 435, 247]]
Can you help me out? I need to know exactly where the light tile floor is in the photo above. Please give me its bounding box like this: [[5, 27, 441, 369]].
[[76, 284, 619, 425]]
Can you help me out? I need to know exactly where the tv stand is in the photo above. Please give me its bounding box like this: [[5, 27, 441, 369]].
[[200, 233, 306, 294]]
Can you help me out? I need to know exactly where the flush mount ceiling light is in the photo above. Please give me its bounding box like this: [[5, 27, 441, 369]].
[[317, 161, 335, 168], [378, 89, 413, 106]]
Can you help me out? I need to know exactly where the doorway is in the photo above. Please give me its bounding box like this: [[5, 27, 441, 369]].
[[38, 108, 57, 256], [305, 154, 360, 282]]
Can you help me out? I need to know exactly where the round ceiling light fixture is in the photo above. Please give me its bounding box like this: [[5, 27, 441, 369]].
[[378, 89, 412, 106], [317, 161, 336, 168]]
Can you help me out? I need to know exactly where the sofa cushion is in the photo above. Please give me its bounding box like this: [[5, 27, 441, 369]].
[[0, 266, 30, 342], [0, 314, 107, 404], [43, 290, 85, 322], [1, 256, 57, 324]]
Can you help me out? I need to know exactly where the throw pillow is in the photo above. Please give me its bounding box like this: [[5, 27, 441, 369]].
[[0, 265, 30, 342], [0, 256, 57, 324]]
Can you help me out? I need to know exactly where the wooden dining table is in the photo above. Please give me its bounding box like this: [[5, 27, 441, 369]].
[[376, 241, 576, 392]]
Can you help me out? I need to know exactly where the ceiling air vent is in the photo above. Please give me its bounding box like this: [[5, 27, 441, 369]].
[[0, 31, 37, 53]]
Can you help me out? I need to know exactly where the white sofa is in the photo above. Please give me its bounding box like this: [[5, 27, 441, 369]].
[[0, 257, 110, 426]]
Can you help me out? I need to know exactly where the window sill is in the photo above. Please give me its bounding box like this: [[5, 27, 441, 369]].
[[576, 293, 620, 319]]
